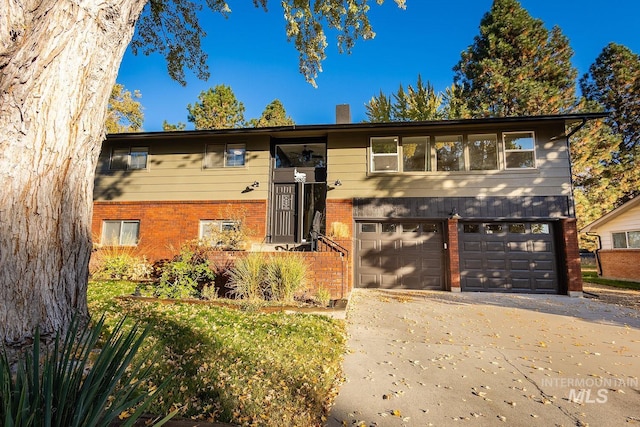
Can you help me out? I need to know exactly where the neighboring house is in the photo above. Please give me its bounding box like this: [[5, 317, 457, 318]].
[[93, 109, 605, 298], [581, 197, 640, 282]]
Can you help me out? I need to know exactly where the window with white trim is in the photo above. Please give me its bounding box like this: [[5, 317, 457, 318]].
[[102, 220, 140, 246], [110, 147, 148, 170], [503, 131, 536, 169], [204, 143, 246, 168], [612, 231, 640, 249], [370, 137, 399, 172]]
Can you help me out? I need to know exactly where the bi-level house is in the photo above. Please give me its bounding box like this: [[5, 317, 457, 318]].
[[92, 107, 605, 298]]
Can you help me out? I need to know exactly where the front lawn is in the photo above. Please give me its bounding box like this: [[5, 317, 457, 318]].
[[582, 269, 640, 291], [87, 281, 346, 426]]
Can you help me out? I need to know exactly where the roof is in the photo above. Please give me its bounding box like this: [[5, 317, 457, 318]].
[[107, 112, 608, 141], [580, 197, 640, 233]]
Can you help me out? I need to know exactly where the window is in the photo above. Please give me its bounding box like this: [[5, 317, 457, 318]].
[[468, 134, 498, 170], [204, 143, 246, 168], [360, 223, 376, 233], [382, 223, 398, 233], [370, 137, 399, 172], [509, 223, 526, 234], [102, 220, 139, 246], [463, 224, 481, 233], [200, 220, 238, 239], [110, 147, 148, 170], [275, 143, 326, 168], [612, 231, 640, 249], [403, 136, 430, 171], [503, 132, 536, 169], [531, 223, 550, 234], [435, 135, 464, 171]]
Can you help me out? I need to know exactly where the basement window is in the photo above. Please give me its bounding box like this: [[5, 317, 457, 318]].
[[102, 220, 140, 246]]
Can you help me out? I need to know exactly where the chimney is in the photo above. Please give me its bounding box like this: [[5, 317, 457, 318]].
[[336, 104, 351, 124]]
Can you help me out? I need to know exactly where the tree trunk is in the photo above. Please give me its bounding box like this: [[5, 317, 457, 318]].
[[0, 0, 147, 348]]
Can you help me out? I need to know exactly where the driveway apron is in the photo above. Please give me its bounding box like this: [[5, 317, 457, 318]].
[[327, 289, 640, 426]]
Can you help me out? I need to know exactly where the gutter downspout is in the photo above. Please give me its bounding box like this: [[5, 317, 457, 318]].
[[565, 118, 587, 218], [586, 231, 603, 276]]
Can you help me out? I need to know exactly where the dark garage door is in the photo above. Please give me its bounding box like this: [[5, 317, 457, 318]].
[[459, 222, 558, 293], [356, 221, 444, 290]]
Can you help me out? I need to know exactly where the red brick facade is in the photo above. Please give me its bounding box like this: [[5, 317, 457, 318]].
[[92, 200, 267, 261], [597, 250, 640, 282], [446, 218, 461, 292], [93, 199, 355, 299]]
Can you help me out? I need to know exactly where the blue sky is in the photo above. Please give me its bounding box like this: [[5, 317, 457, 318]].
[[116, 0, 640, 131]]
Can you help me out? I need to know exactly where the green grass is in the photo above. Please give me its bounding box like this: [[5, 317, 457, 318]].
[[582, 269, 640, 291], [87, 281, 346, 426]]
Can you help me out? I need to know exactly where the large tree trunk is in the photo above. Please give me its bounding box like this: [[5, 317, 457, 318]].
[[0, 0, 147, 348]]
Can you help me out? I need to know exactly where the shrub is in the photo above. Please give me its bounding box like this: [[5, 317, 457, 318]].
[[155, 240, 215, 299], [315, 287, 332, 307], [265, 254, 308, 303], [328, 221, 350, 238], [227, 252, 267, 300], [91, 245, 151, 281], [0, 315, 174, 427]]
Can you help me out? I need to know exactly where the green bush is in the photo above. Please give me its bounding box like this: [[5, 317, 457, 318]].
[[265, 254, 308, 303], [227, 252, 267, 300], [155, 241, 215, 299], [0, 315, 174, 427]]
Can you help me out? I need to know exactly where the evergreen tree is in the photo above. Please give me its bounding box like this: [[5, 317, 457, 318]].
[[406, 75, 442, 121], [248, 99, 295, 127], [453, 0, 577, 117], [106, 83, 144, 133], [187, 84, 246, 130], [364, 90, 393, 122], [573, 43, 640, 249], [365, 75, 442, 122], [392, 84, 411, 121], [580, 43, 640, 159], [162, 120, 187, 131], [441, 84, 471, 119]]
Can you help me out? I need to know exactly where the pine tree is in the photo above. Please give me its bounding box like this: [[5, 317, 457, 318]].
[[365, 90, 393, 122], [406, 75, 442, 121], [248, 99, 295, 127], [187, 85, 246, 130], [453, 0, 577, 117]]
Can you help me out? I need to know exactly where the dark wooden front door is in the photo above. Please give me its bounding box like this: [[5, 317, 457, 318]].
[[272, 184, 297, 243]]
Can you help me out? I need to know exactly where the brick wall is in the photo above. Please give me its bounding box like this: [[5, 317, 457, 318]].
[[446, 218, 460, 291], [559, 218, 583, 294], [92, 200, 267, 261], [597, 250, 640, 282]]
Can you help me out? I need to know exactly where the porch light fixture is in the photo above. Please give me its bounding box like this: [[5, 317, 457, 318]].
[[243, 181, 260, 193], [334, 179, 342, 187]]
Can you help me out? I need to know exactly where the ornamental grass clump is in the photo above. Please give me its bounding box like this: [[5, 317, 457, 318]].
[[265, 254, 308, 303], [0, 315, 173, 427], [226, 252, 267, 300]]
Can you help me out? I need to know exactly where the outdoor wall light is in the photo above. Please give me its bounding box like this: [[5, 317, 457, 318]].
[[251, 181, 260, 188], [334, 179, 342, 187], [243, 181, 260, 193], [449, 207, 462, 219]]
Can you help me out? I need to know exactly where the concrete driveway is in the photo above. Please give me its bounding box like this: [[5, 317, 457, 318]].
[[327, 290, 640, 426]]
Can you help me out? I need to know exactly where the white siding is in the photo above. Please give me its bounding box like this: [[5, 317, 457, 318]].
[[594, 204, 640, 249]]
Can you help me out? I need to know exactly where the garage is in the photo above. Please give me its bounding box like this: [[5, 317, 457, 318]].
[[356, 221, 444, 289], [458, 222, 558, 293]]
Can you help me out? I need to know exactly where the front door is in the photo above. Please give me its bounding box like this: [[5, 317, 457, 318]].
[[270, 138, 328, 244], [272, 184, 297, 243]]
